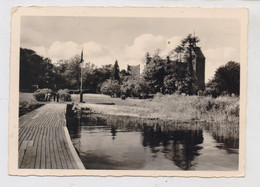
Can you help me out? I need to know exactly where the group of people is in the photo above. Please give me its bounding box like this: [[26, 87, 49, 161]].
[[44, 92, 60, 102]]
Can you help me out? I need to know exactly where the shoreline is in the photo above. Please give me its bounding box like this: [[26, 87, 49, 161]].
[[74, 102, 239, 124]]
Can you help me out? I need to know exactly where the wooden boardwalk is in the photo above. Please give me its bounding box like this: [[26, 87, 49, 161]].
[[18, 103, 85, 169]]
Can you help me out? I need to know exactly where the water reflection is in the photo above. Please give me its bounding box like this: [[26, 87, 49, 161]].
[[66, 107, 239, 170], [142, 126, 203, 170]]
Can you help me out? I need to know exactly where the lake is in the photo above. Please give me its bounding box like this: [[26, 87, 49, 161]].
[[66, 107, 239, 170]]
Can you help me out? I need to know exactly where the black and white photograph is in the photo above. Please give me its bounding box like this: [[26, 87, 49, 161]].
[[9, 7, 247, 176]]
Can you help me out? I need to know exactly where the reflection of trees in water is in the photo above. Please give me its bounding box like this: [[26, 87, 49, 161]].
[[142, 126, 203, 170], [171, 130, 203, 170]]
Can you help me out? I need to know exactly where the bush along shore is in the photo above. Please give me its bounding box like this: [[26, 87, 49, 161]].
[[73, 93, 239, 124]]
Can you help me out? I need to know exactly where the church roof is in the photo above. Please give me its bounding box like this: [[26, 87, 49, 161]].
[[192, 47, 205, 59]]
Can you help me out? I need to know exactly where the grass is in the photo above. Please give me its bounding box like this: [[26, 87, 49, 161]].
[[20, 92, 239, 124], [73, 93, 239, 123]]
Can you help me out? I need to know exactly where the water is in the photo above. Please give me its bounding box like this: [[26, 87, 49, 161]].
[[67, 109, 239, 170]]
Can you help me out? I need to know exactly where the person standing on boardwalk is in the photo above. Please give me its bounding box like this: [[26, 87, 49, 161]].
[[53, 92, 56, 101], [56, 92, 59, 102]]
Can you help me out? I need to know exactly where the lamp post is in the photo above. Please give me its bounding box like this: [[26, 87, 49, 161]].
[[80, 49, 84, 103]]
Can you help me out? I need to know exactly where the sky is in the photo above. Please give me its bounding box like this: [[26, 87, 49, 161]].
[[20, 16, 241, 82]]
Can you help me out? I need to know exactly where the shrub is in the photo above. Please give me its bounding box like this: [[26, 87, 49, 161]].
[[120, 77, 150, 99], [120, 78, 138, 98], [100, 79, 121, 97], [33, 88, 52, 101], [58, 89, 72, 101], [19, 100, 43, 116]]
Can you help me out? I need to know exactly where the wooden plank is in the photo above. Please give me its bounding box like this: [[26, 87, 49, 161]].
[[19, 126, 32, 148], [20, 126, 37, 168], [20, 145, 34, 168], [59, 129, 73, 169], [55, 127, 68, 169], [29, 126, 41, 168], [45, 127, 51, 169], [49, 125, 57, 169], [40, 127, 47, 169], [18, 140, 28, 168], [35, 127, 43, 169], [52, 127, 62, 169]]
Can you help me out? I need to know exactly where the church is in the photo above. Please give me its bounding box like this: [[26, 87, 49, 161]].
[[126, 46, 206, 93], [164, 46, 206, 92]]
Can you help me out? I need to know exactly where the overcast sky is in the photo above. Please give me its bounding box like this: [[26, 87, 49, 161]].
[[21, 16, 241, 82]]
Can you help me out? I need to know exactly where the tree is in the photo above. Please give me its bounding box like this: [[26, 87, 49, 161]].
[[144, 52, 152, 65], [182, 34, 200, 95], [120, 77, 150, 99], [207, 61, 240, 97], [171, 34, 200, 95], [83, 64, 113, 93], [20, 48, 55, 91], [63, 55, 82, 90], [100, 79, 121, 97], [163, 56, 179, 94], [112, 60, 120, 81], [142, 50, 166, 94]]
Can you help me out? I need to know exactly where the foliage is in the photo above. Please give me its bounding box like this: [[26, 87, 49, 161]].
[[100, 79, 121, 97], [141, 34, 201, 96], [194, 96, 239, 119], [206, 61, 240, 97], [180, 34, 200, 95], [61, 55, 82, 90], [19, 100, 43, 116], [20, 48, 56, 91], [143, 51, 166, 94], [33, 88, 53, 101], [84, 64, 113, 93], [112, 60, 120, 81], [120, 77, 150, 99], [57, 89, 72, 101]]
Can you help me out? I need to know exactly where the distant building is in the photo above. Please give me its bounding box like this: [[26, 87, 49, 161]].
[[127, 64, 140, 77], [192, 47, 206, 91]]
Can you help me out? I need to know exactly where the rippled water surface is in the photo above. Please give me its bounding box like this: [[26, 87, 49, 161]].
[[67, 111, 239, 170]]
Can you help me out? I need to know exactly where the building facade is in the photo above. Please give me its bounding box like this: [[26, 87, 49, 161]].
[[127, 64, 140, 77]]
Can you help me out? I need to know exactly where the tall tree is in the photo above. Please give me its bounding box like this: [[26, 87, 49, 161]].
[[112, 60, 120, 81], [163, 56, 180, 94], [144, 52, 152, 65], [176, 34, 200, 95], [61, 55, 82, 90]]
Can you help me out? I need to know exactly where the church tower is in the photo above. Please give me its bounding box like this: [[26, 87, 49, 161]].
[[192, 47, 206, 91]]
